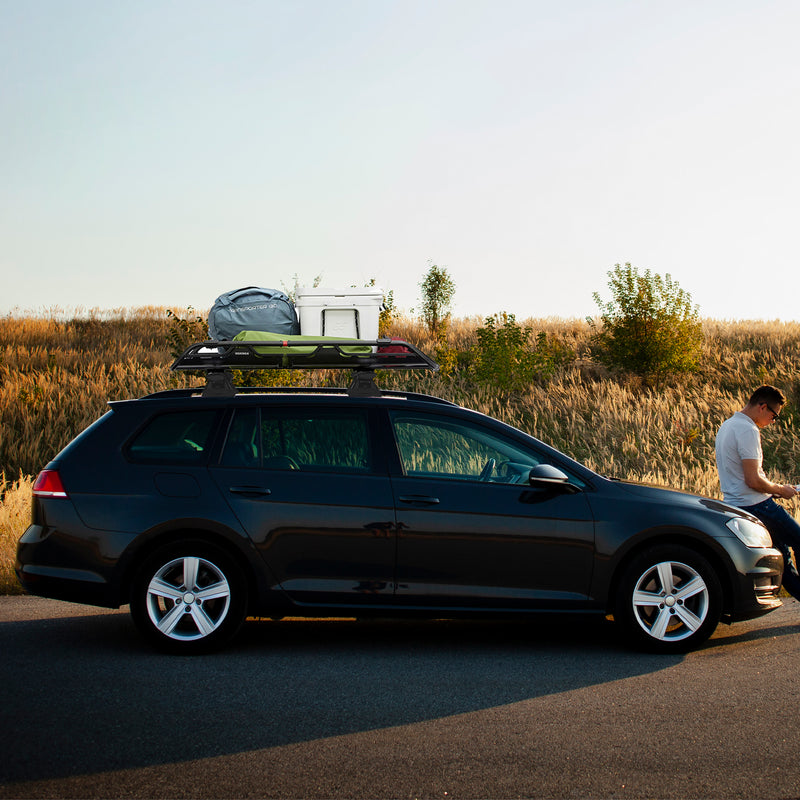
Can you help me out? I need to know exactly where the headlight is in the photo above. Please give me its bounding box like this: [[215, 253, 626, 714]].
[[726, 517, 773, 548]]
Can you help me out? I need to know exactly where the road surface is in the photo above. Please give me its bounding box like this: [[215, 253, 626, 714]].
[[1, 595, 799, 799]]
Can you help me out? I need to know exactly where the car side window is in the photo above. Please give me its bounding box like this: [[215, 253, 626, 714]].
[[389, 411, 544, 484], [127, 410, 219, 464], [220, 408, 372, 473]]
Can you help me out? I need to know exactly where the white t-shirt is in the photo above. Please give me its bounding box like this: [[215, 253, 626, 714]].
[[715, 411, 770, 507]]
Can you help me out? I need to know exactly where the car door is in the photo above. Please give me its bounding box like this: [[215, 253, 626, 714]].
[[387, 409, 596, 609], [210, 404, 396, 605]]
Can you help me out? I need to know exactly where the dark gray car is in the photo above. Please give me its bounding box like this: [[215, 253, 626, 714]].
[[16, 339, 784, 654]]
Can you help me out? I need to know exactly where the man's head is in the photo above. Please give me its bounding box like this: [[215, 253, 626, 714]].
[[745, 385, 786, 427]]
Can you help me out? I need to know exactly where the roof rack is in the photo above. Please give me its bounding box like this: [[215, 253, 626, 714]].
[[170, 338, 439, 398]]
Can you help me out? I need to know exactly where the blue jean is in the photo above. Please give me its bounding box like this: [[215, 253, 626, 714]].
[[740, 498, 800, 601]]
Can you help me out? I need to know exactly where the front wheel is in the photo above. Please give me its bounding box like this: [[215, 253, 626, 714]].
[[615, 545, 722, 653], [131, 540, 247, 654]]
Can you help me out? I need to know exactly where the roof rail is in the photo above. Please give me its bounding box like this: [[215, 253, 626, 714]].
[[170, 338, 439, 398]]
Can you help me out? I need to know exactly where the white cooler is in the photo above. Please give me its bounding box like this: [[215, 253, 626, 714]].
[[295, 287, 384, 340]]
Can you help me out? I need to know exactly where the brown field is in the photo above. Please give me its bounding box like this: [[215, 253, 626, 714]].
[[3, 307, 800, 594]]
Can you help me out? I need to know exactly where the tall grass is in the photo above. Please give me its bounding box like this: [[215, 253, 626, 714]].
[[3, 308, 800, 594], [0, 474, 33, 594], [0, 308, 202, 478]]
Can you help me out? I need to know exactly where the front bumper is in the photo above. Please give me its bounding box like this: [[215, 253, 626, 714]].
[[723, 550, 784, 622]]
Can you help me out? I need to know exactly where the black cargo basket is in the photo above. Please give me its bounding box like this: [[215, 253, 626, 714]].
[[170, 338, 439, 397]]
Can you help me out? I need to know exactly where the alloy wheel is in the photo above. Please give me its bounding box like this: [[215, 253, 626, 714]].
[[631, 559, 710, 642], [145, 555, 232, 641]]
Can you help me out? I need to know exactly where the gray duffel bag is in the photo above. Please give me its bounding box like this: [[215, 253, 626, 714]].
[[208, 287, 301, 341]]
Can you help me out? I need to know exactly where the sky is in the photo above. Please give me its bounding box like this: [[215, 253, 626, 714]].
[[2, 0, 800, 322]]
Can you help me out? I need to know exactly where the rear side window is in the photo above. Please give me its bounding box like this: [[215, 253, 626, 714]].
[[220, 408, 372, 472], [127, 410, 219, 464]]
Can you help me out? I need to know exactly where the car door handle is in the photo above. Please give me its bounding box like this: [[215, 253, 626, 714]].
[[229, 486, 272, 496], [398, 495, 440, 505]]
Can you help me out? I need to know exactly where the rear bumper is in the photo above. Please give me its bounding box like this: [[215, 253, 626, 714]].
[[14, 562, 120, 608], [15, 524, 124, 609]]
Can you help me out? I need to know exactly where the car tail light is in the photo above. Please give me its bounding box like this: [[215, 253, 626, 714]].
[[32, 470, 68, 498]]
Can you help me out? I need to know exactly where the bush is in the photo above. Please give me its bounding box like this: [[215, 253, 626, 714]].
[[166, 307, 208, 358], [379, 288, 398, 337], [471, 313, 573, 393], [590, 263, 703, 386]]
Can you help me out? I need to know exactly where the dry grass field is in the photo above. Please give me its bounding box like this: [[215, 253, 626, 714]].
[[3, 307, 800, 594]]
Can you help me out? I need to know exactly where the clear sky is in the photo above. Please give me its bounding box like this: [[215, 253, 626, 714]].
[[2, 0, 799, 321]]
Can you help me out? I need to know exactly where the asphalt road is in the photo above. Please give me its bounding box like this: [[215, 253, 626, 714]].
[[1, 595, 799, 800]]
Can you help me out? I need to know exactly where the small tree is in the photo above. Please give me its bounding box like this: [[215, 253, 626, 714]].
[[590, 263, 703, 385], [418, 263, 456, 334]]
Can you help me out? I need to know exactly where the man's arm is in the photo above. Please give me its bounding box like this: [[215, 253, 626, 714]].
[[742, 459, 797, 498]]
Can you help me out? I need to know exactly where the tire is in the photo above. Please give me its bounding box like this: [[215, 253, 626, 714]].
[[615, 545, 722, 654], [130, 540, 247, 654]]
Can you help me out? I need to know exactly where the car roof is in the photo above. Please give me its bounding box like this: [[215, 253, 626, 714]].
[[127, 386, 458, 407]]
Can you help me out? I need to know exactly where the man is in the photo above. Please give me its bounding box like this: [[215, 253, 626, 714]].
[[715, 385, 800, 599]]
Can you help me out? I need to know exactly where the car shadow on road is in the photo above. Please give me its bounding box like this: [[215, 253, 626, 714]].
[[0, 606, 680, 785], [703, 619, 800, 648]]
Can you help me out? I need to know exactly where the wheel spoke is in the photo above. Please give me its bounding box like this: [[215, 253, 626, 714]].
[[632, 589, 663, 607], [195, 580, 230, 602], [674, 604, 704, 631], [675, 576, 706, 602], [656, 562, 675, 594], [182, 557, 200, 591], [148, 577, 182, 600], [156, 603, 186, 635], [649, 606, 673, 640], [189, 604, 218, 636]]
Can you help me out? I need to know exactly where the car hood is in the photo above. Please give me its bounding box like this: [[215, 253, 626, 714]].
[[611, 479, 751, 519]]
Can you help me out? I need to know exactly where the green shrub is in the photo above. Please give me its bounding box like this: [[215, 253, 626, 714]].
[[379, 288, 398, 337], [590, 263, 703, 386], [471, 313, 572, 393], [166, 307, 208, 358]]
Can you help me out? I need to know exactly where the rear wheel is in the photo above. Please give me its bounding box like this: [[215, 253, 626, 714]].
[[616, 545, 722, 653], [131, 540, 247, 654]]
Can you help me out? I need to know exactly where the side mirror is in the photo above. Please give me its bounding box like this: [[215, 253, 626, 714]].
[[528, 464, 580, 494]]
